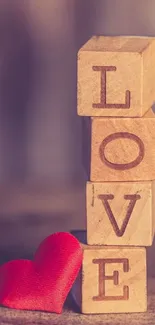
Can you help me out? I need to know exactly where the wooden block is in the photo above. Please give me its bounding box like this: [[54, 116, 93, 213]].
[[71, 231, 147, 314], [82, 117, 91, 178], [78, 36, 155, 117], [87, 181, 155, 246], [91, 116, 155, 181]]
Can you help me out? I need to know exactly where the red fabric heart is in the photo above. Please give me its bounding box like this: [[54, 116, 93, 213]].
[[0, 232, 83, 313]]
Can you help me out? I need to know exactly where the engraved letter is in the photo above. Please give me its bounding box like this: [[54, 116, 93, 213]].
[[92, 66, 130, 109], [99, 132, 145, 170], [93, 258, 129, 301], [98, 194, 141, 236]]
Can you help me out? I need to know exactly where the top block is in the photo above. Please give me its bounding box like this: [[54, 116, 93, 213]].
[[78, 36, 155, 117]]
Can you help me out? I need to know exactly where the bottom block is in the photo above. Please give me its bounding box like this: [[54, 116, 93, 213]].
[[71, 231, 147, 314]]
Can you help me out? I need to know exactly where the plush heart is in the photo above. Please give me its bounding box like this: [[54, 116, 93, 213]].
[[0, 232, 83, 313]]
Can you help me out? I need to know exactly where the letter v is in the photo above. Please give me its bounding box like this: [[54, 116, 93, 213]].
[[98, 194, 141, 237]]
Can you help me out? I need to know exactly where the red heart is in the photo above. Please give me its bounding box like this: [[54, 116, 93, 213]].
[[0, 232, 83, 313]]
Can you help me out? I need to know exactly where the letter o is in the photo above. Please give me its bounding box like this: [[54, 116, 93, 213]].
[[99, 132, 145, 170]]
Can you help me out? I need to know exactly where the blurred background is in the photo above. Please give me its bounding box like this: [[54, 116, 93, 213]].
[[0, 0, 155, 275]]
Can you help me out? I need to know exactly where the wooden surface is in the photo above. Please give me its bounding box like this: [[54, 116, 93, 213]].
[[77, 36, 155, 117], [0, 278, 155, 325], [86, 181, 154, 246], [90, 116, 155, 181]]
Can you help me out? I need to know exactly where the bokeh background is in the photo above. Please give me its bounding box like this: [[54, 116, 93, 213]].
[[0, 0, 155, 276]]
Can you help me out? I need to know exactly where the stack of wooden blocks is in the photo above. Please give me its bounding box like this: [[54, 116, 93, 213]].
[[72, 36, 155, 314]]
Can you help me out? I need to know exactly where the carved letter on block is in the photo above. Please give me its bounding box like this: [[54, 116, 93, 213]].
[[78, 36, 155, 117], [87, 181, 155, 246], [92, 258, 129, 301], [71, 231, 147, 314], [99, 132, 145, 170], [92, 66, 130, 109], [90, 117, 155, 181]]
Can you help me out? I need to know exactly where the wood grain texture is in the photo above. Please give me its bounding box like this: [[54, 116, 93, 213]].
[[0, 278, 155, 324], [77, 36, 155, 117], [71, 231, 147, 314], [0, 279, 154, 325], [86, 181, 155, 246], [90, 116, 155, 181]]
